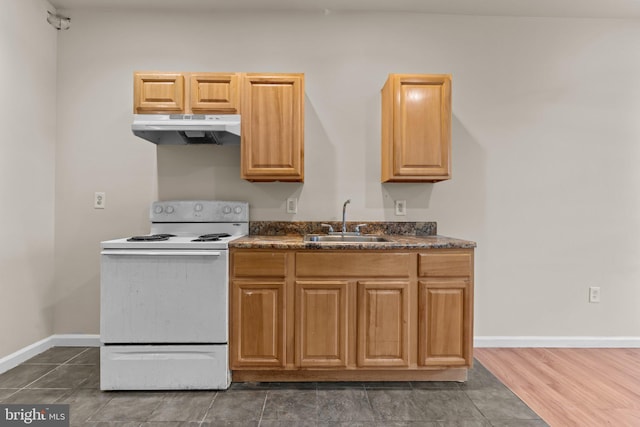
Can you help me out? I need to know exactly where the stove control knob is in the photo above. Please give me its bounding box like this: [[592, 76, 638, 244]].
[[154, 205, 163, 214], [223, 206, 232, 214], [234, 206, 243, 214], [165, 206, 175, 214], [194, 203, 203, 212]]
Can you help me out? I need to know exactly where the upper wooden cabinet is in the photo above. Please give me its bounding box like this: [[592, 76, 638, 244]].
[[133, 72, 240, 114], [134, 72, 185, 113], [381, 74, 452, 183], [240, 73, 305, 182], [190, 73, 239, 113], [133, 71, 304, 182]]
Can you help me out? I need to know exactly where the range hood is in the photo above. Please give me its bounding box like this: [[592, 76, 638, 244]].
[[132, 114, 241, 145]]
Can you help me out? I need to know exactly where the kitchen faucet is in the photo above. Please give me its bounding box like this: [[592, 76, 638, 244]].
[[342, 199, 351, 234], [318, 199, 367, 236]]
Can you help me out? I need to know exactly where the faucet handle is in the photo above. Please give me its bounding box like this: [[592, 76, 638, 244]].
[[355, 223, 368, 234], [320, 223, 334, 234]]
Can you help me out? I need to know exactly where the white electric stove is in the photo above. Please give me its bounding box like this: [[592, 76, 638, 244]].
[[100, 200, 248, 390]]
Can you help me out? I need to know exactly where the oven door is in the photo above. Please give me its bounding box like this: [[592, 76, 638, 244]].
[[100, 249, 228, 344]]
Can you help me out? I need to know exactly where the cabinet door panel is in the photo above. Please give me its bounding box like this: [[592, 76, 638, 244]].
[[241, 74, 304, 181], [231, 281, 285, 368], [295, 281, 349, 367], [190, 73, 239, 113], [381, 74, 451, 182], [134, 72, 184, 113], [398, 83, 443, 170], [419, 279, 470, 367], [357, 281, 409, 367]]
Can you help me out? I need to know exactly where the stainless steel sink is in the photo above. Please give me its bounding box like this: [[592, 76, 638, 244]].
[[304, 234, 389, 243]]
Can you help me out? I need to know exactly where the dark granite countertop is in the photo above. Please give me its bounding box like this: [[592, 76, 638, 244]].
[[230, 234, 476, 250], [230, 221, 476, 250]]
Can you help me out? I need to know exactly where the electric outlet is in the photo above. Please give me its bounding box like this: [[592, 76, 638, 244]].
[[395, 200, 407, 216], [286, 197, 298, 214], [589, 286, 601, 303], [94, 192, 106, 209]]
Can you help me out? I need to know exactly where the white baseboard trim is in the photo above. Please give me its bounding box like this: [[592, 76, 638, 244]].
[[475, 336, 640, 348], [0, 334, 100, 375], [50, 334, 100, 348], [0, 336, 52, 375], [3, 334, 639, 375]]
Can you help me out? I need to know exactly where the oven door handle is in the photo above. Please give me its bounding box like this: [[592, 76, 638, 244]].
[[101, 250, 222, 257]]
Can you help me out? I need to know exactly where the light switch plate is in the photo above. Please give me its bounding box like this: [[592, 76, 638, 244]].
[[286, 197, 298, 214], [395, 200, 406, 216]]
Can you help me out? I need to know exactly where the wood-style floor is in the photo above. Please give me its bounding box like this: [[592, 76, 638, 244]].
[[475, 348, 640, 427], [0, 347, 545, 425]]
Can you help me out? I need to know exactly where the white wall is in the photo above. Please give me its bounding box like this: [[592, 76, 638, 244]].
[[0, 0, 57, 357], [53, 9, 640, 338]]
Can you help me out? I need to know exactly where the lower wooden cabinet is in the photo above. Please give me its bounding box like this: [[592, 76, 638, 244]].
[[230, 248, 473, 381], [231, 280, 286, 368], [295, 281, 349, 368], [418, 279, 471, 367], [357, 281, 410, 367]]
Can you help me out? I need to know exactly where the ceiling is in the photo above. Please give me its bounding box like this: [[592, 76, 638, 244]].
[[49, 0, 640, 19]]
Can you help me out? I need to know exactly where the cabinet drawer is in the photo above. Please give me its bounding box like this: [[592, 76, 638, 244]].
[[233, 252, 286, 277], [296, 253, 410, 277], [418, 252, 471, 277]]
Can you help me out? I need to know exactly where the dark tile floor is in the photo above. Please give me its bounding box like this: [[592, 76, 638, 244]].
[[0, 347, 548, 427]]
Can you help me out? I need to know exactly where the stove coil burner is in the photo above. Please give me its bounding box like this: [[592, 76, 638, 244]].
[[191, 233, 232, 242], [127, 234, 176, 242]]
